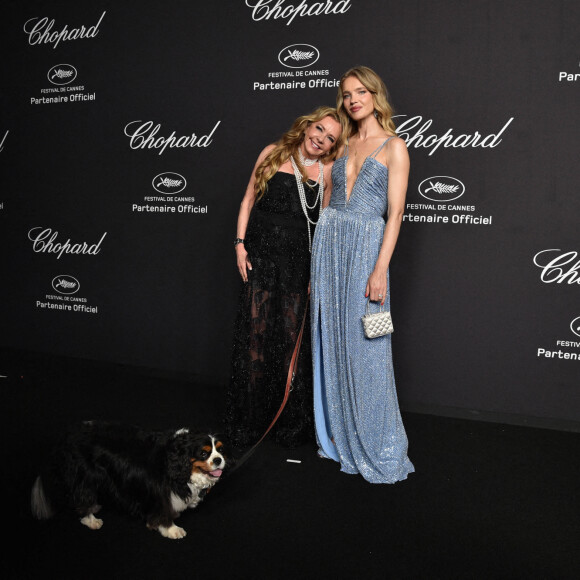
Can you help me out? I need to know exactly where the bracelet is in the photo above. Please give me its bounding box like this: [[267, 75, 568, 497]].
[[234, 238, 245, 246]]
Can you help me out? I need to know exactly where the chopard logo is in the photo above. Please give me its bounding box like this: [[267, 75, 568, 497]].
[[418, 176, 465, 202], [533, 249, 580, 285], [124, 121, 221, 155], [48, 64, 77, 86], [395, 115, 515, 156], [278, 44, 319, 68], [52, 275, 80, 295], [246, 0, 351, 25], [28, 227, 107, 260], [152, 172, 187, 194], [23, 11, 106, 49]]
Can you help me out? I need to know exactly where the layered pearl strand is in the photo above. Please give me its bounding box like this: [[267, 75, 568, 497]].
[[290, 147, 324, 252]]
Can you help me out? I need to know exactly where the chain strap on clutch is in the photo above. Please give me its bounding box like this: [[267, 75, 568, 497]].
[[361, 298, 394, 338]]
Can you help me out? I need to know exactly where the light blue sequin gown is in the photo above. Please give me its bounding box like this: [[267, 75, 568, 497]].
[[311, 139, 414, 484]]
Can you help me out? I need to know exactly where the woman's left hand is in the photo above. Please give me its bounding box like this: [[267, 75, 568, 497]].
[[365, 269, 387, 305]]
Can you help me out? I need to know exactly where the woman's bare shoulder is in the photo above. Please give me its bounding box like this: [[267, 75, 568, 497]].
[[259, 143, 277, 158], [252, 143, 277, 168], [386, 136, 408, 156], [384, 136, 409, 170]]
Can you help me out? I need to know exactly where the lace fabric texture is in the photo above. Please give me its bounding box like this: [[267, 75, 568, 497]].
[[225, 172, 317, 448]]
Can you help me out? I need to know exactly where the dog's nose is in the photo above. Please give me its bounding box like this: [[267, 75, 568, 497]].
[[213, 457, 222, 466]]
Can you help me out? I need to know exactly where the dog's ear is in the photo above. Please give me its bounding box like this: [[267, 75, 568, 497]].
[[166, 431, 196, 483]]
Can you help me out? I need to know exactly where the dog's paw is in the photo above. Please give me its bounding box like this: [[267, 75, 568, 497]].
[[158, 524, 187, 539], [80, 514, 103, 530]]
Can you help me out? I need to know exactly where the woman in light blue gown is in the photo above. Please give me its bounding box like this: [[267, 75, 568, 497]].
[[311, 66, 414, 483]]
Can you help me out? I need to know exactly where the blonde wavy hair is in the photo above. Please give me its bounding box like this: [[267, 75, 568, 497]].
[[254, 106, 344, 199], [337, 66, 397, 138]]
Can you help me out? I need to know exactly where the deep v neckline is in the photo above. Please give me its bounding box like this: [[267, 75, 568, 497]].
[[343, 138, 391, 204], [344, 155, 387, 204], [345, 155, 370, 204]]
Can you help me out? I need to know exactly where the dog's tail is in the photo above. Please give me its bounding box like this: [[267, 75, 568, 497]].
[[31, 476, 54, 520]]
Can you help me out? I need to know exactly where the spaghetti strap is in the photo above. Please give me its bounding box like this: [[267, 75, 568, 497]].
[[343, 139, 350, 157], [370, 137, 394, 159]]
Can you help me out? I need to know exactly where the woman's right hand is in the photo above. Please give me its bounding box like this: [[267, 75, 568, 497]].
[[236, 244, 252, 282]]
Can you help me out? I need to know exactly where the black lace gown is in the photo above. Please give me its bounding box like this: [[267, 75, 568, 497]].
[[225, 171, 319, 448]]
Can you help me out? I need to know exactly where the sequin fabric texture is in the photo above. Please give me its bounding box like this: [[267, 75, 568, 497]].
[[311, 139, 415, 483], [226, 172, 317, 448]]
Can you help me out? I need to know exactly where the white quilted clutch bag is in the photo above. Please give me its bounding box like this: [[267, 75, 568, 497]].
[[361, 299, 394, 338]]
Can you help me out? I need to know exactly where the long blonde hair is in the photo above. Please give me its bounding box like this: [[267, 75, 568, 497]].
[[254, 106, 344, 199], [336, 66, 397, 138]]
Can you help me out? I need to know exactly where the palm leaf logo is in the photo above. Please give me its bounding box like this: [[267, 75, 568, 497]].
[[284, 50, 315, 62], [424, 181, 460, 195], [51, 69, 73, 79], [157, 178, 183, 188]]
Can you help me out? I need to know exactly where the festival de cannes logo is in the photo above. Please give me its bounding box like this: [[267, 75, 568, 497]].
[[278, 44, 320, 69], [418, 176, 465, 202], [47, 64, 77, 86], [570, 316, 580, 338], [52, 275, 80, 295], [152, 172, 187, 195]]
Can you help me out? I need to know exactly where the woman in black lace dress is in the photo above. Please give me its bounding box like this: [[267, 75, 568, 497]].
[[225, 107, 343, 448]]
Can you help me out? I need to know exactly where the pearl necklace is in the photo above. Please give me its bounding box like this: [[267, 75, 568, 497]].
[[298, 147, 318, 167], [290, 151, 323, 252]]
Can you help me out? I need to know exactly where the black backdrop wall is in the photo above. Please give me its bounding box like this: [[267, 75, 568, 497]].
[[1, 0, 579, 427]]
